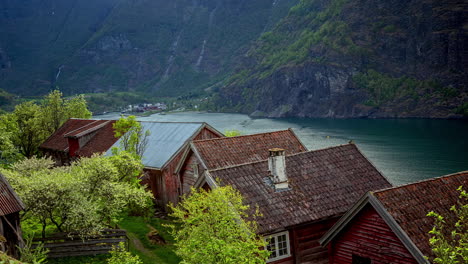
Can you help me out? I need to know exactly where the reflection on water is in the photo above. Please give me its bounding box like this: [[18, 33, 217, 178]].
[[96, 112, 468, 185]]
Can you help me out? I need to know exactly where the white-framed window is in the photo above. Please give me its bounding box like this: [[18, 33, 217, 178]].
[[265, 231, 291, 262]]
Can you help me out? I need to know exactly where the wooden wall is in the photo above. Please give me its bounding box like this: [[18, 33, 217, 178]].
[[153, 127, 222, 209], [328, 205, 418, 264]]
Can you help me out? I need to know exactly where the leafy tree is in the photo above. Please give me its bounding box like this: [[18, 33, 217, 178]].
[[427, 186, 467, 264], [2, 152, 152, 238], [169, 186, 268, 264], [0, 90, 92, 160], [224, 129, 242, 137], [0, 115, 21, 166], [107, 242, 142, 264], [9, 102, 47, 158], [42, 90, 91, 133], [113, 115, 149, 158]]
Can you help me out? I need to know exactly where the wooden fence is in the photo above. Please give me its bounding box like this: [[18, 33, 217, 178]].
[[33, 229, 127, 258]]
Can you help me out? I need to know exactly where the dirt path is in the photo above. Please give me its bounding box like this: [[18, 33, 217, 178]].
[[127, 232, 164, 263]]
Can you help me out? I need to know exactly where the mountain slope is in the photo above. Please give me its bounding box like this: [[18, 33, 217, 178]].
[[216, 0, 468, 118], [0, 0, 297, 97]]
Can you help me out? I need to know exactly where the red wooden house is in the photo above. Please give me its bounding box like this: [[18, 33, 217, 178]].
[[320, 171, 468, 264], [107, 122, 223, 208], [40, 119, 118, 165], [175, 129, 307, 196], [195, 144, 392, 263], [40, 119, 223, 208], [0, 173, 25, 258]]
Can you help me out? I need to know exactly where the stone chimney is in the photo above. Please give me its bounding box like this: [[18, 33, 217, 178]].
[[268, 148, 288, 190]]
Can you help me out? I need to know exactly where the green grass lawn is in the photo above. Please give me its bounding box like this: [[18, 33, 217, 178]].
[[45, 216, 180, 264]]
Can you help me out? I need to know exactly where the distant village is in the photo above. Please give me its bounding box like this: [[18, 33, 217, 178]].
[[121, 102, 168, 114]]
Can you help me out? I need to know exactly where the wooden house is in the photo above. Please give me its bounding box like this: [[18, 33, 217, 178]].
[[0, 173, 25, 258], [40, 119, 118, 165], [175, 129, 307, 196], [320, 171, 468, 264], [195, 144, 392, 263], [108, 122, 222, 208]]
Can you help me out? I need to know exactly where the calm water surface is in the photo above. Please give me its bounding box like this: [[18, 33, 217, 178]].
[[97, 112, 468, 185]]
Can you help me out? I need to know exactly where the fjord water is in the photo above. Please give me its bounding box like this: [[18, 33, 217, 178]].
[[98, 112, 468, 185]]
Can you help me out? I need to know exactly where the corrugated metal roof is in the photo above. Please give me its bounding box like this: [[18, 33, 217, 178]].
[[0, 173, 25, 216], [107, 122, 205, 168]]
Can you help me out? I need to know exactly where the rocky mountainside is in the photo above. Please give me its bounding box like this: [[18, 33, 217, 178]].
[[216, 0, 468, 118], [0, 0, 296, 96]]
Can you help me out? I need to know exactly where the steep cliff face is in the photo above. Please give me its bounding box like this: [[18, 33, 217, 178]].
[[218, 0, 468, 118], [0, 0, 297, 96]]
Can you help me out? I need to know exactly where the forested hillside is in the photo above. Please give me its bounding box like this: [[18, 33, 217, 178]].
[[216, 0, 468, 118], [0, 0, 466, 118], [0, 0, 296, 97]]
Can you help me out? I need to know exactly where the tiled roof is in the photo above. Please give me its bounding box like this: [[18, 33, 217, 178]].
[[0, 173, 25, 216], [40, 119, 97, 151], [208, 144, 391, 234], [192, 129, 307, 170], [108, 122, 207, 169], [39, 119, 118, 157], [64, 120, 111, 138], [373, 171, 468, 258], [75, 121, 118, 157]]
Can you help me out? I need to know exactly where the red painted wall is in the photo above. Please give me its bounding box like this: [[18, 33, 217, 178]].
[[329, 205, 418, 264], [67, 138, 80, 157]]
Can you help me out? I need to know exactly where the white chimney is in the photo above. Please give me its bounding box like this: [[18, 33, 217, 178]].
[[268, 148, 288, 190]]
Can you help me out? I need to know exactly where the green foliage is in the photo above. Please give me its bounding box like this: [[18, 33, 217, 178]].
[[427, 186, 467, 263], [0, 251, 23, 264], [119, 216, 180, 264], [455, 102, 468, 117], [224, 130, 242, 137], [2, 152, 152, 238], [107, 242, 142, 264], [353, 70, 460, 106], [18, 234, 49, 264], [169, 186, 268, 264], [112, 116, 150, 158], [0, 90, 91, 160], [42, 90, 92, 133]]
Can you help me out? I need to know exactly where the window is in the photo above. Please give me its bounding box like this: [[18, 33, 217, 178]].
[[191, 163, 199, 178], [265, 231, 290, 262], [352, 254, 372, 264]]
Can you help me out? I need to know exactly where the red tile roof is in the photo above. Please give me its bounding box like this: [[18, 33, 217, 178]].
[[208, 144, 391, 234], [373, 171, 468, 258], [0, 173, 25, 216], [39, 118, 118, 157], [192, 129, 307, 170], [64, 120, 110, 138], [75, 121, 118, 157], [40, 119, 96, 152]]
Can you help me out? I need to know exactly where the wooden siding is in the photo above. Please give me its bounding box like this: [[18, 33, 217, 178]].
[[329, 205, 418, 264], [291, 218, 338, 264], [178, 127, 221, 196], [193, 127, 221, 141], [0, 212, 22, 258], [180, 152, 206, 195], [150, 127, 221, 209]]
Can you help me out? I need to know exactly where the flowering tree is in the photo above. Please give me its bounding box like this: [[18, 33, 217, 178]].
[[169, 186, 268, 264], [2, 152, 152, 238], [427, 186, 467, 264]]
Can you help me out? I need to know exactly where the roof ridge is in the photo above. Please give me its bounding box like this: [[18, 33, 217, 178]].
[[139, 121, 206, 124], [64, 120, 103, 137], [286, 143, 355, 158], [373, 170, 468, 194], [209, 143, 356, 172], [193, 129, 293, 143]]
